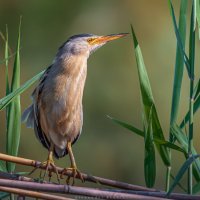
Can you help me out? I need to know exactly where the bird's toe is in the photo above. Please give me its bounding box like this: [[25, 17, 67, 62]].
[[60, 167, 84, 185]]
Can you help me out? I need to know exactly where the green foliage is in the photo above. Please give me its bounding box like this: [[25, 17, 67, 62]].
[[153, 139, 184, 153], [108, 117, 184, 153], [180, 78, 200, 129], [0, 19, 45, 175], [107, 116, 144, 137], [180, 91, 200, 128], [170, 0, 187, 130], [130, 25, 170, 168], [170, 173, 187, 192], [109, 23, 180, 188], [168, 0, 191, 78], [0, 70, 44, 111], [130, 24, 171, 188], [0, 161, 6, 172], [6, 17, 22, 172], [144, 108, 156, 188], [170, 124, 200, 182], [194, 182, 200, 194], [109, 0, 200, 194], [0, 17, 46, 199], [196, 0, 200, 39], [0, 192, 10, 199], [193, 79, 200, 100], [5, 24, 10, 96], [187, 1, 196, 194], [167, 154, 200, 196]]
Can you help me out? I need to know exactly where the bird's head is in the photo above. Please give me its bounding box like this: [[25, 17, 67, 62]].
[[59, 33, 128, 58]]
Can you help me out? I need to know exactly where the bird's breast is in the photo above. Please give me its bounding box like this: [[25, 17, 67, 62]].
[[39, 56, 87, 144]]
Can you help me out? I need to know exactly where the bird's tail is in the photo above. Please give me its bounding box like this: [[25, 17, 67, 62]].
[[22, 105, 66, 158], [21, 105, 34, 128], [54, 146, 68, 158], [54, 134, 80, 158], [22, 105, 70, 159]]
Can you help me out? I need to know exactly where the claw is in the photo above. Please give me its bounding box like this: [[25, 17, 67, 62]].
[[29, 149, 60, 183], [60, 167, 84, 185]]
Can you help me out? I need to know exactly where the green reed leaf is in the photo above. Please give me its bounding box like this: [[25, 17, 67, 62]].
[[170, 0, 187, 130], [131, 24, 170, 167], [167, 154, 200, 196], [6, 17, 22, 172]]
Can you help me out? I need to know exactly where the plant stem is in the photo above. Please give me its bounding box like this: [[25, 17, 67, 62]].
[[0, 179, 168, 200], [166, 166, 171, 192], [188, 0, 195, 194], [0, 153, 157, 192], [188, 83, 194, 194], [0, 186, 73, 200], [1, 178, 200, 200], [168, 0, 188, 192]]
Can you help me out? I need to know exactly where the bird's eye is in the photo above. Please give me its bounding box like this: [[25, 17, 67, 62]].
[[87, 38, 94, 44]]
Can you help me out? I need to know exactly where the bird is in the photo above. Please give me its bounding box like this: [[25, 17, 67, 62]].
[[22, 33, 128, 184]]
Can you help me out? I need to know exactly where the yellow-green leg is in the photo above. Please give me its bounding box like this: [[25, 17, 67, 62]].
[[61, 141, 84, 185], [43, 144, 59, 181], [30, 143, 60, 182]]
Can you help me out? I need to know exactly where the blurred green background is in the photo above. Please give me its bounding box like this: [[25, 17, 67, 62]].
[[0, 0, 199, 191]]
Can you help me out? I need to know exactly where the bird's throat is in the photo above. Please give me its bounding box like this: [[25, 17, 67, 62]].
[[61, 55, 88, 104]]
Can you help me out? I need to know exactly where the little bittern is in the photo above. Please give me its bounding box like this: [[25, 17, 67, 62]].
[[22, 33, 128, 183]]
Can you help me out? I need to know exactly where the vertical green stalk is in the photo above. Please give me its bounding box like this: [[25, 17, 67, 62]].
[[5, 24, 10, 95], [169, 0, 188, 129], [166, 166, 171, 192], [5, 25, 10, 156], [6, 17, 22, 173], [188, 0, 195, 194], [168, 0, 188, 192]]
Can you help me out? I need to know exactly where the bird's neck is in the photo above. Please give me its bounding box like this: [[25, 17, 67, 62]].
[[60, 54, 88, 97], [49, 54, 88, 106], [63, 55, 88, 108], [62, 54, 88, 77]]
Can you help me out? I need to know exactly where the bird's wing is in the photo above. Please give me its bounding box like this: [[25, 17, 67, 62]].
[[31, 65, 54, 152], [32, 64, 72, 158], [22, 63, 83, 158], [22, 65, 53, 153]]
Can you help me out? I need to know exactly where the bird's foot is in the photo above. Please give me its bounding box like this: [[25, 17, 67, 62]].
[[40, 158, 60, 183], [60, 167, 84, 185], [30, 158, 60, 183]]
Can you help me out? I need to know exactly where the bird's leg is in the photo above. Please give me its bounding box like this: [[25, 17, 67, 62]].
[[60, 141, 84, 185], [42, 144, 60, 182], [30, 143, 60, 183]]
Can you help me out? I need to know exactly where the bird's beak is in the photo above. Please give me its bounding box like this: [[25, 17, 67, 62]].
[[90, 33, 129, 45]]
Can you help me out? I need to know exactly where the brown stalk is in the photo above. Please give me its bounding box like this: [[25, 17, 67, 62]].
[[0, 178, 170, 200], [0, 176, 200, 200], [0, 153, 156, 191], [0, 186, 74, 200], [1, 153, 200, 199]]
